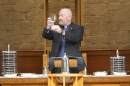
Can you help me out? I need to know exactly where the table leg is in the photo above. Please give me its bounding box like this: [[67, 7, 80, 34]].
[[73, 77, 78, 86], [48, 77, 58, 86], [78, 76, 83, 86], [63, 77, 66, 86]]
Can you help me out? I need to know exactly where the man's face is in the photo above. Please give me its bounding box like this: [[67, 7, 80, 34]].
[[58, 9, 70, 26]]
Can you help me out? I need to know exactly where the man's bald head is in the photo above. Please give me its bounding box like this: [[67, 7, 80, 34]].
[[60, 8, 72, 17], [59, 8, 72, 26]]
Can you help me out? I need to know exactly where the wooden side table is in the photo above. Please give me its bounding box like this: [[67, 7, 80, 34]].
[[48, 74, 83, 86]]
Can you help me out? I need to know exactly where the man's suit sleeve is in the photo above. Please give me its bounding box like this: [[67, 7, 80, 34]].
[[42, 28, 53, 40]]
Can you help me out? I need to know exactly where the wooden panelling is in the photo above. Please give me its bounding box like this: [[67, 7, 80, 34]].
[[0, 51, 44, 75], [82, 49, 130, 74], [0, 49, 130, 75]]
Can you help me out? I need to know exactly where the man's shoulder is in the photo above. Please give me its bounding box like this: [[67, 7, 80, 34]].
[[73, 23, 84, 29], [71, 22, 84, 28]]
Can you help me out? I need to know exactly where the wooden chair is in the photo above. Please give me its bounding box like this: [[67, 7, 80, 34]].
[[43, 53, 87, 74]]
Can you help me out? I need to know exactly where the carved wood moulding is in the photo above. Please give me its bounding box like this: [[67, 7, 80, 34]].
[[84, 76, 130, 83], [0, 78, 47, 85]]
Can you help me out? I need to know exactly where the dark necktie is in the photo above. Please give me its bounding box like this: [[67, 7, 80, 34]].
[[57, 27, 68, 57]]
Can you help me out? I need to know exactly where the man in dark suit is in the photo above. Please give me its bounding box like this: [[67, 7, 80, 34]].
[[42, 8, 86, 73]]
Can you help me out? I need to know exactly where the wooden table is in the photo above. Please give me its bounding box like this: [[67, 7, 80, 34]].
[[83, 75, 130, 86], [0, 75, 130, 86], [48, 74, 83, 86], [0, 77, 47, 86]]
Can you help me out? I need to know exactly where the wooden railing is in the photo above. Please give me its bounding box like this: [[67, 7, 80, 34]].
[[0, 49, 130, 74]]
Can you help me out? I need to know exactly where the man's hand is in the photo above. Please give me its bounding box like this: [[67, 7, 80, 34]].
[[46, 17, 54, 29], [51, 25, 62, 33]]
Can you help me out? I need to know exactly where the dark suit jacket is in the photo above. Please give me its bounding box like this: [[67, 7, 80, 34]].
[[42, 22, 86, 73]]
